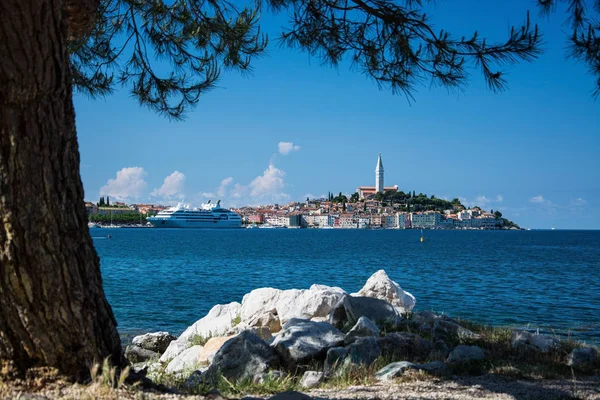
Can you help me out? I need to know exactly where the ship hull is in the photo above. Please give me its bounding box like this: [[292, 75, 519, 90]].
[[147, 219, 242, 228]]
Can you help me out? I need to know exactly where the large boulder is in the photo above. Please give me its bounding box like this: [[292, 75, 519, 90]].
[[511, 330, 559, 353], [377, 332, 432, 362], [160, 339, 190, 363], [271, 318, 345, 366], [125, 344, 160, 364], [412, 311, 480, 341], [132, 331, 176, 354], [179, 302, 241, 343], [346, 296, 403, 327], [447, 345, 485, 364], [567, 347, 598, 370], [352, 270, 415, 313], [198, 336, 235, 365], [248, 311, 282, 333], [240, 288, 282, 322], [429, 339, 450, 361], [165, 345, 204, 377], [344, 316, 379, 345], [324, 347, 348, 372], [203, 331, 280, 383], [276, 285, 348, 325], [344, 337, 381, 367]]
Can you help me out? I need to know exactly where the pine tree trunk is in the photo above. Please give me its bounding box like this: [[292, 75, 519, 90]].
[[0, 0, 123, 379]]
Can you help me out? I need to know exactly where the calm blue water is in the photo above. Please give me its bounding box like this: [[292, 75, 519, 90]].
[[93, 229, 600, 343]]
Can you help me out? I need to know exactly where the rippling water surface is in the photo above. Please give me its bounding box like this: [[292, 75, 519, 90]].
[[93, 229, 600, 343]]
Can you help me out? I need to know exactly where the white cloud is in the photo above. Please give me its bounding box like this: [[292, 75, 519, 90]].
[[530, 195, 546, 204], [197, 163, 291, 207], [250, 164, 287, 199], [100, 167, 148, 200], [572, 197, 587, 206], [230, 183, 248, 199], [458, 194, 503, 209], [217, 177, 234, 197], [475, 195, 490, 206], [278, 142, 300, 155], [151, 171, 186, 199]]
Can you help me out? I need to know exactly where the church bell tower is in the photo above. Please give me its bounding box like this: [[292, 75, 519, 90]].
[[376, 153, 384, 193]]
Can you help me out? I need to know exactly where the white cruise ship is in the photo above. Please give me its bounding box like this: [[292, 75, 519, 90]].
[[147, 200, 242, 228]]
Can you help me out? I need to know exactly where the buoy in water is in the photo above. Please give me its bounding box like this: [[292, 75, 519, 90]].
[[107, 234, 112, 239], [420, 236, 424, 243]]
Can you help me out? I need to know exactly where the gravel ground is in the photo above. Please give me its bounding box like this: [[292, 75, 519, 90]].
[[3, 375, 600, 400], [308, 375, 600, 400]]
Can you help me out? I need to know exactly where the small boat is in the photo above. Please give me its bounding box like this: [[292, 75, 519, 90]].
[[88, 222, 101, 229], [246, 224, 259, 229], [420, 229, 425, 243]]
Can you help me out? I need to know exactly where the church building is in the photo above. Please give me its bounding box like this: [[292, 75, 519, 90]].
[[356, 153, 398, 200]]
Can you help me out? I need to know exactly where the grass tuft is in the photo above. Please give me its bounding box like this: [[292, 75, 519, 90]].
[[190, 333, 213, 347]]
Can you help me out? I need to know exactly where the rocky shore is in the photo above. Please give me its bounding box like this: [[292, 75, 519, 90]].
[[119, 270, 599, 399]]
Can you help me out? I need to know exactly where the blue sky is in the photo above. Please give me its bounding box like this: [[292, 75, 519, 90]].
[[75, 0, 599, 229]]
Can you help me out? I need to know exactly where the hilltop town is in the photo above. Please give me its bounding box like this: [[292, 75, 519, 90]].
[[85, 154, 519, 230]]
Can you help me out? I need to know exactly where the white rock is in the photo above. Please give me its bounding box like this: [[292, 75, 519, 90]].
[[300, 371, 324, 389], [165, 345, 203, 376], [160, 339, 190, 363], [276, 285, 348, 325], [179, 302, 241, 343], [511, 330, 559, 353], [240, 288, 282, 322], [274, 289, 306, 324], [353, 270, 415, 312]]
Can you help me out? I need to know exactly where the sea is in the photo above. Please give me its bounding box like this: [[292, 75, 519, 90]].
[[92, 229, 600, 344]]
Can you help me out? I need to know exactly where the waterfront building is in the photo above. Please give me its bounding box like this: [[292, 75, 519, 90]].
[[370, 215, 383, 227], [384, 215, 397, 228], [357, 217, 370, 229], [471, 216, 498, 229], [411, 211, 442, 228], [288, 214, 303, 227], [338, 214, 356, 228], [85, 202, 98, 215], [248, 214, 263, 224], [396, 212, 410, 229]]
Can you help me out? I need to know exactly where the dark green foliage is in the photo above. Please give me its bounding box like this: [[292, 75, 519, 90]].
[[332, 193, 348, 203], [70, 0, 268, 119], [89, 212, 145, 224], [68, 1, 557, 120], [536, 0, 600, 97]]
